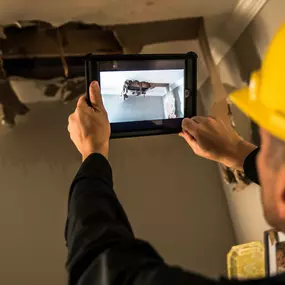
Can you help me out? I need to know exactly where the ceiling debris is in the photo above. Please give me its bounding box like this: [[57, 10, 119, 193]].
[[2, 21, 122, 58], [0, 17, 204, 120], [0, 16, 250, 189], [0, 80, 30, 127]]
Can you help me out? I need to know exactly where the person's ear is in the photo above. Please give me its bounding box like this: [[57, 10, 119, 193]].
[[276, 165, 285, 221]]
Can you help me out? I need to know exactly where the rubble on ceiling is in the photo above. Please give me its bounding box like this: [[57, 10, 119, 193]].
[[0, 17, 201, 127], [0, 16, 252, 189]]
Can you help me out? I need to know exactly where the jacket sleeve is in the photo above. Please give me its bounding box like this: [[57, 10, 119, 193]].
[[65, 152, 280, 285], [243, 148, 260, 185], [65, 153, 218, 285], [65, 153, 135, 284]]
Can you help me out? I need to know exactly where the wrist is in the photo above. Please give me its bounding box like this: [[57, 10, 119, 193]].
[[222, 139, 257, 171], [82, 142, 109, 162]]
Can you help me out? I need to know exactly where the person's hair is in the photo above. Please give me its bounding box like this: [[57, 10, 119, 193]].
[[268, 134, 285, 171]]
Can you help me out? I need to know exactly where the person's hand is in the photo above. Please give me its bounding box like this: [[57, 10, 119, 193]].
[[179, 116, 257, 170], [68, 81, 110, 161]]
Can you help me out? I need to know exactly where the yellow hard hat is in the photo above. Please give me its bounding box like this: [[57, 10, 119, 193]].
[[230, 24, 285, 142]]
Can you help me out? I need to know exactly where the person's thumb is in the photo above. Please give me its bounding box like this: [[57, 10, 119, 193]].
[[89, 81, 104, 108]]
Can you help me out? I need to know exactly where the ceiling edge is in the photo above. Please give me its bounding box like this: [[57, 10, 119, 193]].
[[198, 0, 268, 89]]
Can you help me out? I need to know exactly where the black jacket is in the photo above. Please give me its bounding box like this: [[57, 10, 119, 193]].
[[65, 148, 285, 284]]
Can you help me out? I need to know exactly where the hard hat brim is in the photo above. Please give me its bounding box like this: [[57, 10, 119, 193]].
[[230, 88, 285, 141]]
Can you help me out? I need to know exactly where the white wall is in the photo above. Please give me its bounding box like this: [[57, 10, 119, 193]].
[[0, 102, 76, 285], [199, 0, 285, 244], [100, 70, 183, 96], [0, 70, 235, 284], [162, 79, 184, 119], [103, 95, 165, 123], [173, 84, 184, 118], [163, 91, 176, 119]]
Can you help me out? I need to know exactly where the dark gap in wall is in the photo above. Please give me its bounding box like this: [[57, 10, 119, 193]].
[[234, 23, 262, 146]]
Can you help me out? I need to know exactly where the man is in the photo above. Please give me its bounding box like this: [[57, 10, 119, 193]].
[[66, 25, 285, 284]]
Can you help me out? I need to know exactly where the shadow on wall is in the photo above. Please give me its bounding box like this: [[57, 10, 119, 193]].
[[233, 20, 264, 146], [205, 16, 266, 146]]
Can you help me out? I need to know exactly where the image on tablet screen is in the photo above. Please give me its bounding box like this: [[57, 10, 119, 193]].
[[100, 69, 184, 123]]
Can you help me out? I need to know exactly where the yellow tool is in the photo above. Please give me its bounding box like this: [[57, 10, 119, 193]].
[[230, 24, 285, 142]]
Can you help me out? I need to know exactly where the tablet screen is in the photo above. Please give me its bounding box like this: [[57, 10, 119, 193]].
[[85, 53, 197, 138], [99, 59, 184, 124]]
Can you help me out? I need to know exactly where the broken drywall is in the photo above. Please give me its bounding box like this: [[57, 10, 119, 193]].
[[0, 0, 238, 26]]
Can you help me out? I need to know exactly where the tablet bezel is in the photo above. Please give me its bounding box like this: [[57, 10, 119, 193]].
[[85, 53, 197, 138]]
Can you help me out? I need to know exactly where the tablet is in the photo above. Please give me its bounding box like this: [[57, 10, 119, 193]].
[[85, 53, 197, 138]]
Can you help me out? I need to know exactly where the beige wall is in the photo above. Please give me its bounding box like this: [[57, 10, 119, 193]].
[[0, 102, 74, 285], [0, 74, 235, 284], [200, 0, 285, 244]]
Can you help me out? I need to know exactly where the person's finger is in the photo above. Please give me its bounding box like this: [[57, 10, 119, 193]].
[[191, 116, 210, 124], [179, 130, 195, 142], [68, 114, 73, 124], [179, 131, 198, 151], [182, 118, 198, 138], [89, 81, 104, 108], [76, 95, 87, 108], [67, 114, 74, 132]]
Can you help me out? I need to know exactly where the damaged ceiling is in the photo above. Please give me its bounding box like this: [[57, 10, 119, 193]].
[[0, 0, 241, 127], [0, 0, 238, 26]]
